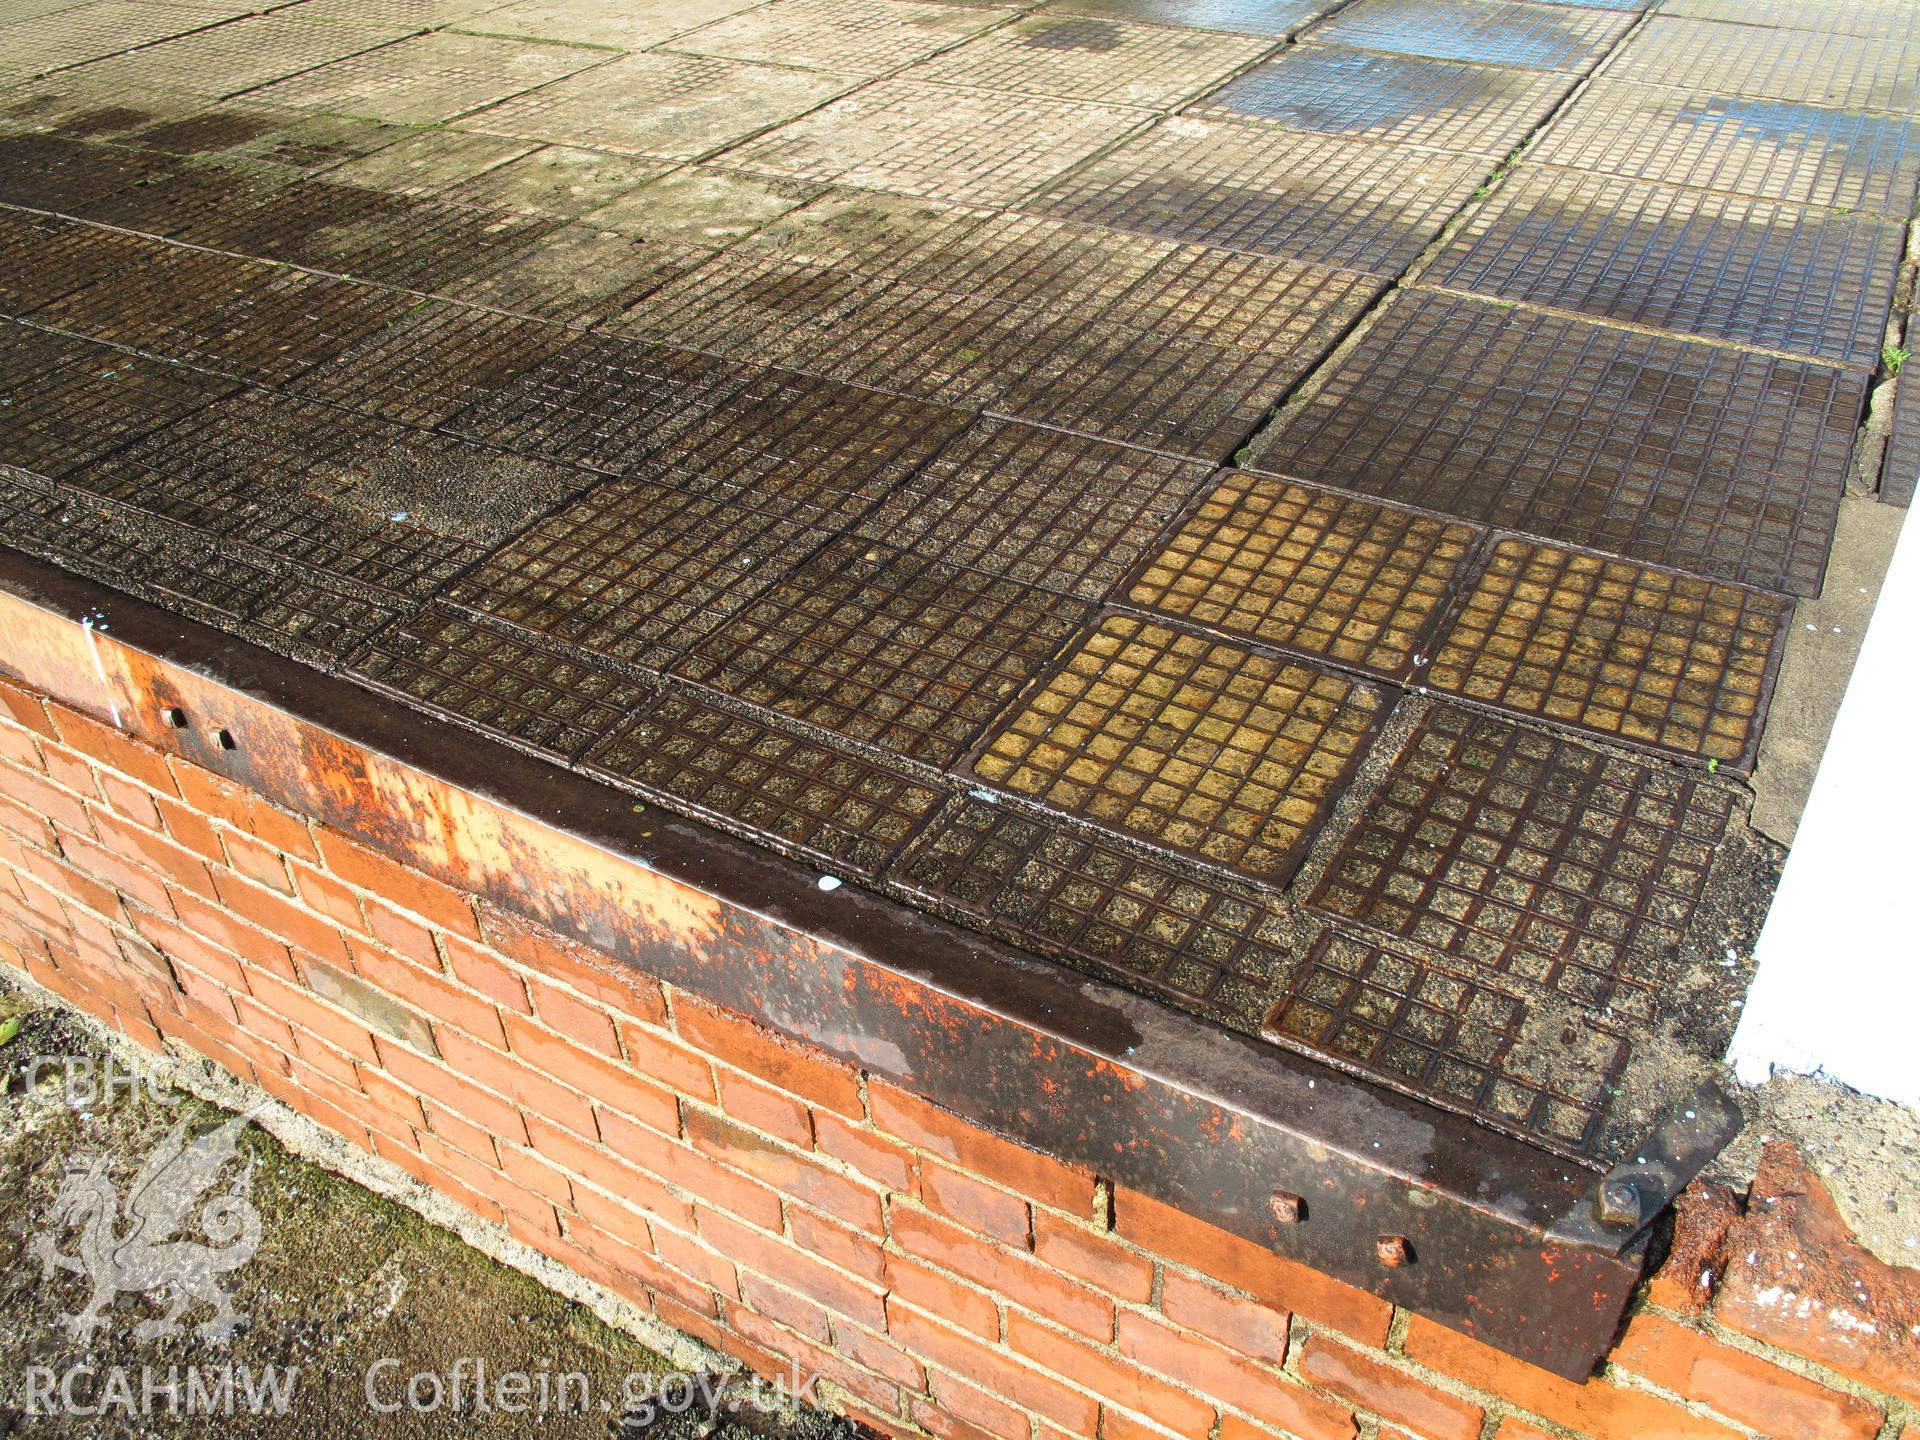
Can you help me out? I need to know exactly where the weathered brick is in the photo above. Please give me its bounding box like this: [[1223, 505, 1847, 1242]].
[[528, 976, 618, 1056], [1032, 1212, 1153, 1304], [171, 765, 317, 862], [1159, 1270, 1288, 1362], [0, 676, 57, 738], [363, 898, 438, 966], [1116, 1311, 1350, 1440], [884, 1253, 1000, 1340], [437, 1021, 598, 1138], [525, 1112, 690, 1230], [96, 773, 161, 831], [221, 829, 292, 893], [301, 955, 436, 1055], [478, 901, 664, 1023], [790, 1207, 887, 1284], [684, 1107, 882, 1234], [1116, 1186, 1391, 1347], [925, 1369, 1029, 1440], [871, 1082, 1093, 1218], [677, 993, 862, 1118], [1004, 1311, 1207, 1437], [210, 868, 348, 966], [922, 1163, 1031, 1248], [443, 934, 531, 1015], [1297, 1334, 1482, 1440], [836, 1319, 926, 1392], [0, 758, 91, 836], [315, 827, 479, 938], [1648, 1183, 1742, 1317], [718, 1070, 814, 1147], [895, 1304, 1099, 1435], [597, 1107, 784, 1233], [893, 1207, 1111, 1341], [699, 1208, 886, 1331], [740, 1272, 834, 1343], [47, 704, 176, 792], [502, 1010, 678, 1134], [616, 1018, 715, 1101], [377, 1037, 528, 1148], [1614, 1312, 1882, 1440], [290, 863, 364, 931], [349, 936, 503, 1048]]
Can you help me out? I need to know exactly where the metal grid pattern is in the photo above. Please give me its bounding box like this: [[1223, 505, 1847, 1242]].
[[728, 79, 1148, 204], [910, 15, 1273, 108], [442, 331, 755, 474], [243, 31, 600, 124], [1246, 291, 1861, 596], [1026, 118, 1486, 273], [1264, 929, 1629, 1155], [461, 53, 857, 159], [1043, 0, 1333, 35], [0, 210, 152, 315], [1125, 473, 1481, 679], [1425, 539, 1792, 767], [1190, 46, 1570, 157], [971, 613, 1387, 883], [1603, 17, 1920, 114], [1310, 704, 1732, 1015], [1302, 0, 1635, 72], [1529, 81, 1920, 216], [0, 326, 240, 481], [664, 0, 1009, 76], [446, 225, 716, 324], [674, 536, 1097, 768], [1425, 168, 1905, 367], [63, 14, 411, 98], [641, 369, 974, 529], [349, 604, 650, 759], [854, 416, 1215, 600], [292, 301, 573, 429], [584, 691, 945, 878], [446, 477, 830, 669], [894, 792, 1292, 1018], [36, 248, 414, 384], [241, 575, 402, 668]]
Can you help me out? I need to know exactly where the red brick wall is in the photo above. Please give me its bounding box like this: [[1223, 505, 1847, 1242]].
[[0, 662, 1913, 1440]]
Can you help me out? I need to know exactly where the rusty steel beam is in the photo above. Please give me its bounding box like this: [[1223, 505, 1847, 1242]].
[[0, 546, 1701, 1379]]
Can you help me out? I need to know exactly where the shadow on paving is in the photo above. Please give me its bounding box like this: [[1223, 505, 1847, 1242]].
[[0, 985, 864, 1440]]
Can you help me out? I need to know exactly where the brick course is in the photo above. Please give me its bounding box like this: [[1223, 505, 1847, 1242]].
[[0, 661, 1913, 1440]]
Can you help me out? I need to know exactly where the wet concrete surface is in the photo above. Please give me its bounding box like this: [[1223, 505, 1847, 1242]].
[[0, 986, 859, 1439], [0, 0, 1914, 1174]]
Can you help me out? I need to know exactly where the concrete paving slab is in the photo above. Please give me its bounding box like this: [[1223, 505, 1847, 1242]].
[[664, 0, 1015, 76], [1603, 15, 1920, 114], [1302, 0, 1635, 71]]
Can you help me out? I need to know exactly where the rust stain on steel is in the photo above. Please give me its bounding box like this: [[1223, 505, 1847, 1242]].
[[0, 549, 1652, 1380]]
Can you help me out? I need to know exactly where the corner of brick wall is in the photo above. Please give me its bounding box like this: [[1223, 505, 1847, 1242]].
[[0, 665, 1914, 1440]]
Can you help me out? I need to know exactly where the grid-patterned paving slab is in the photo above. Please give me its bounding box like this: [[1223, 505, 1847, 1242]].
[[1310, 705, 1733, 1012], [1884, 349, 1918, 508], [894, 792, 1293, 1020], [446, 477, 832, 670], [1603, 16, 1920, 114], [911, 14, 1272, 108], [854, 416, 1216, 599], [0, 210, 156, 315], [459, 0, 766, 50], [1125, 473, 1481, 680], [1302, 0, 1634, 71], [1424, 538, 1792, 766], [461, 53, 857, 159], [1654, 0, 1920, 41], [442, 331, 757, 473], [1530, 81, 1920, 216], [292, 301, 573, 429], [585, 691, 945, 878], [1044, 0, 1331, 34], [0, 0, 246, 77], [1100, 244, 1385, 357], [447, 223, 716, 323], [1190, 46, 1569, 156], [728, 79, 1148, 204], [641, 369, 975, 529], [1026, 117, 1486, 273], [970, 612, 1388, 883], [350, 604, 651, 759], [674, 536, 1096, 768], [245, 30, 601, 124], [0, 323, 240, 480], [1264, 929, 1629, 1155], [665, 0, 1011, 76], [0, 132, 176, 212], [1425, 168, 1905, 367], [74, 156, 298, 240], [63, 13, 411, 97], [1246, 291, 1862, 595]]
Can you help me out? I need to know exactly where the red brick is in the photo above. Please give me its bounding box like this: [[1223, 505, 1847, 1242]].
[[1032, 1212, 1153, 1304], [790, 1206, 887, 1284], [836, 1319, 926, 1391], [22, 846, 120, 921], [884, 1253, 1000, 1340], [570, 1183, 659, 1259], [615, 1018, 715, 1101], [357, 1064, 427, 1130], [656, 1219, 743, 1300], [684, 1107, 882, 1234], [171, 765, 317, 861], [1614, 1312, 1882, 1440], [677, 993, 862, 1118], [699, 1208, 886, 1331], [1402, 1315, 1741, 1440], [47, 705, 176, 792], [922, 1163, 1031, 1248], [313, 828, 480, 936], [291, 863, 364, 931], [442, 934, 530, 1014], [871, 1082, 1093, 1218], [221, 829, 292, 893], [1491, 1421, 1558, 1440], [0, 676, 56, 738], [1004, 1311, 1207, 1437], [524, 1112, 690, 1230], [1297, 1334, 1482, 1440], [0, 757, 91, 836], [363, 899, 438, 966], [349, 936, 504, 1048], [97, 773, 161, 831], [501, 1011, 677, 1134], [815, 1112, 915, 1194], [892, 1206, 1111, 1341], [210, 868, 349, 966], [500, 1141, 577, 1209], [1157, 1270, 1288, 1363], [719, 1070, 813, 1147], [478, 901, 664, 1023], [437, 1021, 597, 1138], [162, 887, 295, 980], [1117, 1311, 1351, 1440], [597, 1107, 784, 1233], [154, 795, 221, 863], [230, 993, 296, 1050], [894, 1304, 1098, 1435], [376, 1036, 528, 1147], [528, 976, 618, 1056], [740, 1272, 833, 1343], [246, 966, 379, 1062], [56, 828, 176, 917], [1116, 1186, 1391, 1347], [925, 1370, 1029, 1440], [40, 744, 95, 801]]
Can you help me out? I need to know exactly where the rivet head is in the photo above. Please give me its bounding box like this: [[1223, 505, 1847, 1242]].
[[1596, 1180, 1641, 1228], [1376, 1235, 1412, 1268], [1269, 1191, 1304, 1224]]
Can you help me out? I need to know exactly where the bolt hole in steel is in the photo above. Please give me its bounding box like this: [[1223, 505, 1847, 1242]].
[[1376, 1234, 1413, 1268], [163, 706, 187, 728], [215, 727, 237, 751], [1269, 1190, 1306, 1224]]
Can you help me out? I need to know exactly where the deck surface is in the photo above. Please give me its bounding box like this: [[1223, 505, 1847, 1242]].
[[0, 0, 1909, 1166]]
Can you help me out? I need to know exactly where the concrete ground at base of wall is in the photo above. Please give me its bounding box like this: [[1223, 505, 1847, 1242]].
[[0, 983, 859, 1440], [1750, 494, 1909, 845], [1713, 1071, 1920, 1271]]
